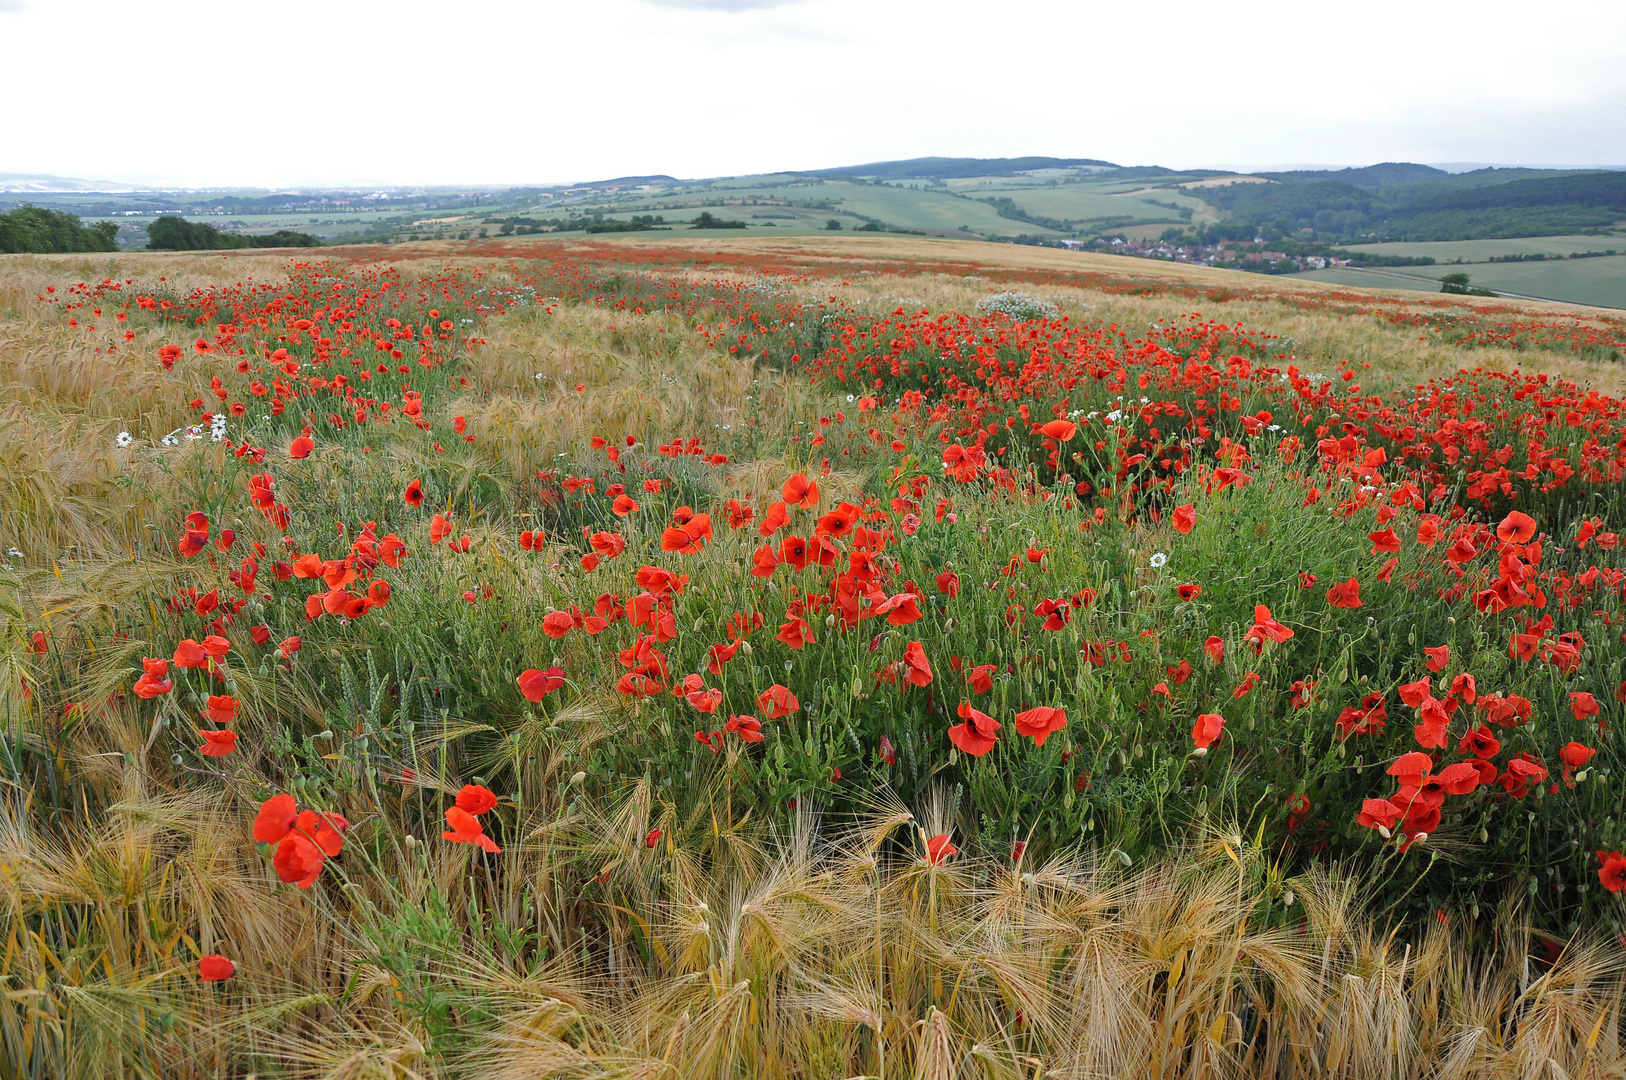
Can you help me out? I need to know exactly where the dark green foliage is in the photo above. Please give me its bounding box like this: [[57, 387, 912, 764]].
[[255, 230, 322, 248], [0, 205, 118, 253], [147, 216, 320, 251], [692, 212, 746, 229], [1440, 272, 1498, 296], [1197, 169, 1626, 244]]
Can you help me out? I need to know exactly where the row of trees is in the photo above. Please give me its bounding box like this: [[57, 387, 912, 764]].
[[146, 216, 320, 250], [0, 208, 321, 253], [0, 206, 119, 253]]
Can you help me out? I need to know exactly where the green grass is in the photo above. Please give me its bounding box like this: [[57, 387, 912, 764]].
[[1293, 256, 1626, 308], [1339, 234, 1626, 262]]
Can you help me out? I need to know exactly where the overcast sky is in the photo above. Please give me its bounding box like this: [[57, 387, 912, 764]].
[[2, 0, 1623, 188]]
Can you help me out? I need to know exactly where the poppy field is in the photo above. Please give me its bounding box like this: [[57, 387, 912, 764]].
[[6, 238, 1626, 1078]]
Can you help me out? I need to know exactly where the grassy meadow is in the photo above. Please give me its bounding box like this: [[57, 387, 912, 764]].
[[1295, 257, 1626, 310], [6, 235, 1626, 1078]]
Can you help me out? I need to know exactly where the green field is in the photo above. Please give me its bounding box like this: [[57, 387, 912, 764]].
[[1339, 234, 1626, 262], [514, 171, 1203, 239], [1292, 255, 1626, 308]]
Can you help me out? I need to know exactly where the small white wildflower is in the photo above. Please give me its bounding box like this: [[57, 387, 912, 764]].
[[846, 394, 855, 403], [7, 547, 22, 558], [1106, 410, 1122, 422], [1268, 424, 1281, 432], [115, 431, 133, 447], [1149, 552, 1167, 569]]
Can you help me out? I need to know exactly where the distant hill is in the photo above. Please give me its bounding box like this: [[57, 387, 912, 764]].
[[1372, 171, 1626, 241], [800, 157, 1117, 181], [1192, 165, 1626, 243], [1260, 162, 1450, 189]]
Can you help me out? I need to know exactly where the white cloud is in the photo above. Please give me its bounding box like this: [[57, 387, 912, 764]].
[[0, 1, 29, 13]]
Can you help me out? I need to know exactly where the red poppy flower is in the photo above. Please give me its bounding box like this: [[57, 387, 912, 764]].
[[757, 684, 800, 718], [1424, 645, 1449, 673], [517, 666, 566, 702], [173, 638, 208, 668], [758, 500, 789, 536], [1444, 538, 1478, 564], [1356, 798, 1401, 832], [197, 728, 238, 756], [878, 592, 922, 626], [404, 479, 424, 507], [430, 514, 452, 546], [901, 641, 933, 687], [1035, 418, 1077, 441], [269, 830, 324, 888], [1243, 606, 1293, 650], [661, 513, 712, 554], [781, 473, 819, 509], [1232, 673, 1259, 698], [948, 700, 1000, 756], [1015, 705, 1067, 747], [198, 954, 236, 981], [1570, 692, 1599, 721], [203, 694, 238, 725], [968, 663, 997, 694], [725, 714, 764, 742], [925, 833, 957, 866], [1449, 672, 1476, 704], [1191, 712, 1225, 750], [279, 636, 302, 658], [541, 611, 575, 639], [1325, 577, 1362, 609], [133, 656, 174, 698], [687, 686, 723, 713], [1034, 598, 1071, 631], [645, 828, 663, 848], [779, 535, 810, 570], [1177, 583, 1202, 601], [1500, 754, 1548, 798], [1367, 529, 1400, 555], [1436, 761, 1482, 795], [1171, 504, 1196, 535], [1458, 724, 1500, 758], [1496, 511, 1537, 545], [288, 435, 314, 459], [776, 614, 816, 650], [1203, 636, 1225, 664], [934, 570, 961, 598], [1598, 851, 1626, 893], [442, 806, 501, 853], [749, 543, 779, 578], [1387, 751, 1433, 788], [455, 784, 498, 816]]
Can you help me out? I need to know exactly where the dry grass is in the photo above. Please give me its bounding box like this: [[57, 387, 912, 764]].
[[4, 772, 1624, 1080]]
